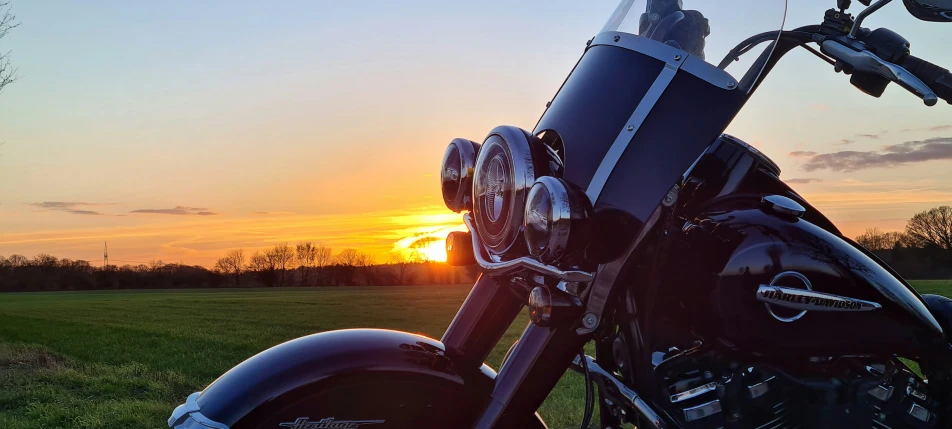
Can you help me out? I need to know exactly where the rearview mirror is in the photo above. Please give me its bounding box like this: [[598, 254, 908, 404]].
[[903, 0, 952, 22]]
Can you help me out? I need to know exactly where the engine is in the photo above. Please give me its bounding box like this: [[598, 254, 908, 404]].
[[655, 349, 939, 428]]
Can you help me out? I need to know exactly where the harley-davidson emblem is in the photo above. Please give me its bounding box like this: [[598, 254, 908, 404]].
[[279, 417, 385, 429], [757, 286, 882, 311], [757, 271, 881, 322]]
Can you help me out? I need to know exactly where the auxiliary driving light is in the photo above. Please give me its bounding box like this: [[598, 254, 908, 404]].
[[523, 176, 593, 264], [445, 231, 475, 266], [441, 138, 480, 212]]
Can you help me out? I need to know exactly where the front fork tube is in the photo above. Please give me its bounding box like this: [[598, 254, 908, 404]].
[[442, 274, 527, 368], [473, 321, 591, 428], [442, 274, 591, 428]]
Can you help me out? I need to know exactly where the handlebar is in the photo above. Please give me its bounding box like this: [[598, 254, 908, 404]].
[[820, 40, 939, 106], [900, 55, 952, 105]]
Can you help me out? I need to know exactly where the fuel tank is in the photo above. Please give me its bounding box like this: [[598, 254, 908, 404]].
[[666, 137, 946, 357]]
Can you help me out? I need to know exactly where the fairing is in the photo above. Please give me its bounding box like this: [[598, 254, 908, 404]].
[[534, 39, 747, 263]]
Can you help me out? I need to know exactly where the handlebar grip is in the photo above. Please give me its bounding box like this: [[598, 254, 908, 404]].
[[901, 55, 952, 104]]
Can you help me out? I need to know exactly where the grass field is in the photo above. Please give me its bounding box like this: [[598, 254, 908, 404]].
[[1, 280, 950, 429]]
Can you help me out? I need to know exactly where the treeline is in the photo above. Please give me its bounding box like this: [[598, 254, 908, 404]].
[[0, 243, 478, 292], [854, 206, 952, 279], [4, 205, 950, 292]]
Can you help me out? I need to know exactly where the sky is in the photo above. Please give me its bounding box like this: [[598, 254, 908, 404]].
[[0, 0, 950, 267]]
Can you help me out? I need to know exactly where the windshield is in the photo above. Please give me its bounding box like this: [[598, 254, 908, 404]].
[[602, 0, 788, 88]]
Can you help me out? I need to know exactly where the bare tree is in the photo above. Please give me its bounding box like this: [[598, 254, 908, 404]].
[[247, 250, 276, 286], [268, 243, 295, 286], [335, 249, 361, 285], [409, 235, 438, 263], [855, 228, 907, 251], [295, 242, 317, 286], [409, 234, 438, 284], [0, 2, 19, 94], [7, 254, 26, 267], [214, 249, 245, 287], [336, 248, 361, 267], [905, 206, 952, 250], [389, 252, 412, 285], [314, 244, 333, 285], [357, 252, 378, 285]]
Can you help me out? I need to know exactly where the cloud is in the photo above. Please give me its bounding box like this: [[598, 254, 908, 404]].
[[251, 211, 294, 216], [930, 125, 952, 131], [786, 178, 824, 184], [789, 151, 817, 157], [856, 133, 880, 139], [794, 137, 952, 172], [837, 139, 855, 145], [131, 206, 217, 216], [29, 201, 110, 216]]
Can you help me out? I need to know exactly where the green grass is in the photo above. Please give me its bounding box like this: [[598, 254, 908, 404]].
[[1, 280, 950, 429], [0, 286, 590, 429]]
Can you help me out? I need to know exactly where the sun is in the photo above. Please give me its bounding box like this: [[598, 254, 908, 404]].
[[392, 222, 467, 263], [418, 240, 448, 262]]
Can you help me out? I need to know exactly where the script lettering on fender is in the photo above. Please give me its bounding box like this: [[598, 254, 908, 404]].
[[279, 417, 385, 429]]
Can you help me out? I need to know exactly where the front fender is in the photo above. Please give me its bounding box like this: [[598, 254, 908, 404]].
[[169, 329, 546, 429]]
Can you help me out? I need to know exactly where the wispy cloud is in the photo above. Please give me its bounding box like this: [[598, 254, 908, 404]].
[[837, 139, 855, 145], [786, 178, 824, 184], [930, 125, 952, 132], [131, 206, 217, 216], [856, 133, 881, 139], [789, 151, 817, 157], [792, 137, 952, 172], [29, 202, 112, 216], [251, 211, 294, 216]]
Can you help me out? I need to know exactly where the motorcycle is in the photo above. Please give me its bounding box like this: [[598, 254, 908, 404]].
[[169, 0, 952, 428]]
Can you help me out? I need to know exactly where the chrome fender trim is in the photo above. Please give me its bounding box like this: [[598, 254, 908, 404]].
[[169, 392, 229, 429]]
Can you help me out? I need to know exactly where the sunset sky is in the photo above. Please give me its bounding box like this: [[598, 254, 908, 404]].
[[1, 0, 950, 266]]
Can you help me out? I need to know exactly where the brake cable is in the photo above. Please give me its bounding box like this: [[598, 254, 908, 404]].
[[718, 27, 828, 69], [579, 351, 594, 429]]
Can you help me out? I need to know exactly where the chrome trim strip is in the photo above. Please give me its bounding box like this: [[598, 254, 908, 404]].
[[168, 392, 229, 429], [681, 55, 737, 90], [748, 376, 774, 399], [757, 285, 883, 313], [590, 31, 738, 90], [670, 382, 717, 403], [909, 403, 931, 422], [869, 385, 894, 401], [463, 213, 594, 282], [573, 355, 667, 429], [585, 63, 680, 201], [683, 400, 722, 422]]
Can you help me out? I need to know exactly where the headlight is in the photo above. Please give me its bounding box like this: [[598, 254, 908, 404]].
[[441, 138, 480, 212], [524, 176, 592, 263], [472, 126, 539, 255]]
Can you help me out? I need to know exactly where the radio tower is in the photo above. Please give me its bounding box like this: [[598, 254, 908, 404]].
[[103, 241, 109, 268]]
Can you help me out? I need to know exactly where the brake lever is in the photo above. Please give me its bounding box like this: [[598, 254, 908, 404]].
[[821, 40, 939, 106]]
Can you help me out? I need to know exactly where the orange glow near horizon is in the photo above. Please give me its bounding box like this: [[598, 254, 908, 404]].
[[0, 206, 468, 267]]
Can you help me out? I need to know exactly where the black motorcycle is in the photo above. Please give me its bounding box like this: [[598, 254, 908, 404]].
[[169, 0, 952, 428]]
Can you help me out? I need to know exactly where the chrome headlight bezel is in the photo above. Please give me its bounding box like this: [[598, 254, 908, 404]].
[[523, 176, 592, 264], [441, 138, 480, 212], [472, 126, 538, 256]]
